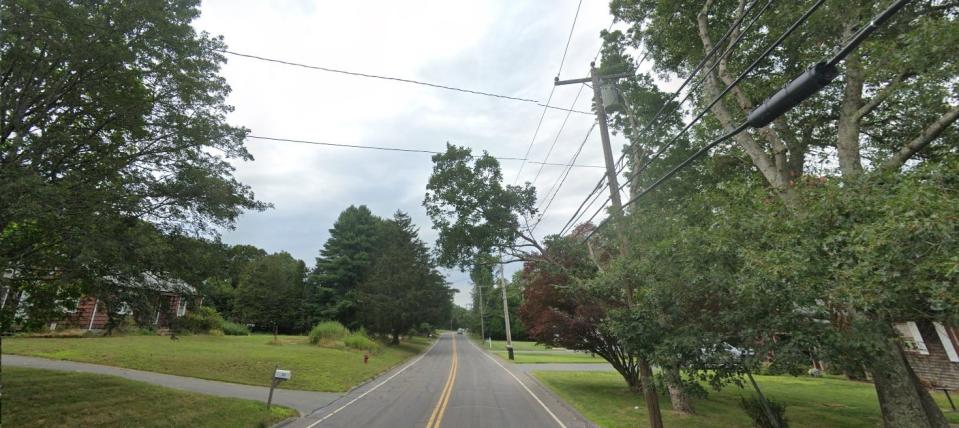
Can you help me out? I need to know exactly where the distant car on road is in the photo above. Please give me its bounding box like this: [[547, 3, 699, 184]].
[[456, 328, 464, 335]]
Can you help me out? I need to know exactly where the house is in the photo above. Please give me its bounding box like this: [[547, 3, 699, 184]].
[[895, 320, 959, 389], [1, 272, 196, 332]]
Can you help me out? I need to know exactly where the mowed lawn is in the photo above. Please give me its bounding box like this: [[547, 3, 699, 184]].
[[534, 371, 959, 428], [477, 339, 607, 364], [3, 334, 432, 392], [1, 367, 296, 427]]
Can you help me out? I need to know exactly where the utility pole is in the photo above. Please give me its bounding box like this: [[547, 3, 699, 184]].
[[476, 283, 486, 342], [497, 263, 514, 360], [555, 62, 663, 428]]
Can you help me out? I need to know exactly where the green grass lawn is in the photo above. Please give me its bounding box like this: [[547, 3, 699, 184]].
[[3, 334, 432, 392], [493, 351, 607, 364], [1, 367, 296, 427], [473, 338, 608, 364], [534, 371, 959, 428]]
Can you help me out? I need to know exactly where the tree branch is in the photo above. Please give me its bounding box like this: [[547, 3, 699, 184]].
[[881, 104, 959, 171]]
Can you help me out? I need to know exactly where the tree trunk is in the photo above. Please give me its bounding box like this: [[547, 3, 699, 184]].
[[868, 337, 948, 428], [665, 366, 695, 414], [391, 331, 400, 345], [639, 359, 664, 428], [836, 50, 865, 177]]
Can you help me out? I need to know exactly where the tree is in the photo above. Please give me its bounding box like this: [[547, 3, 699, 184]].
[[235, 252, 306, 333], [424, 144, 538, 269], [0, 0, 267, 313], [604, 1, 958, 425], [518, 231, 645, 391], [307, 205, 380, 328], [355, 211, 451, 344]]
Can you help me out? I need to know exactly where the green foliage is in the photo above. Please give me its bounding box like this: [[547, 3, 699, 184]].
[[355, 211, 452, 344], [0, 0, 268, 321], [175, 306, 224, 334], [343, 330, 379, 352], [739, 396, 788, 428], [309, 321, 349, 345], [416, 323, 434, 336], [423, 144, 537, 270], [235, 253, 307, 333], [307, 205, 381, 328], [219, 320, 250, 336]]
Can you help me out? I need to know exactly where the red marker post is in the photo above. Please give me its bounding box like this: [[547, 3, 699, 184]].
[[363, 351, 369, 365]]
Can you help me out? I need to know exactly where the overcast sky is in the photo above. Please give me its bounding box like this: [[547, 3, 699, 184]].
[[192, 0, 631, 308]]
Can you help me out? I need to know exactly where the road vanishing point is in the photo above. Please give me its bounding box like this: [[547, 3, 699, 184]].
[[290, 333, 593, 428]]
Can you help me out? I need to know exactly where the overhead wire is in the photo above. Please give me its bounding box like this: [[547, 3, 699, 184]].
[[585, 0, 909, 241], [532, 120, 597, 231], [244, 135, 605, 168], [512, 0, 586, 185], [559, 0, 767, 236], [613, 0, 826, 195], [578, 0, 826, 239]]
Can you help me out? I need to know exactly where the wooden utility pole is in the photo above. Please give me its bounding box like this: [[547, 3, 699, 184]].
[[498, 263, 515, 360], [555, 62, 663, 428], [477, 283, 486, 341]]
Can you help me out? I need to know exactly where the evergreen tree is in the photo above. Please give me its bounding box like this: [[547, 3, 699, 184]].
[[306, 206, 380, 328], [235, 252, 306, 333]]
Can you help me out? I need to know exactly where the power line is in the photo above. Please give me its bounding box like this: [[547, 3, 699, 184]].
[[533, 121, 597, 231], [530, 84, 587, 185], [613, 0, 826, 201], [512, 0, 587, 184], [585, 0, 909, 241], [244, 135, 605, 168], [624, 0, 775, 180], [221, 50, 590, 115], [562, 0, 767, 235]]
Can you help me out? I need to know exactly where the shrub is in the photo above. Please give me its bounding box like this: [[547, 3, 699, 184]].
[[739, 395, 788, 428], [219, 320, 250, 336], [176, 306, 223, 334], [309, 321, 349, 345], [417, 322, 434, 336], [343, 330, 379, 352]]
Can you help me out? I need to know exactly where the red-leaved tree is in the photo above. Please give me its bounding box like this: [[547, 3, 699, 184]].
[[518, 231, 642, 390]]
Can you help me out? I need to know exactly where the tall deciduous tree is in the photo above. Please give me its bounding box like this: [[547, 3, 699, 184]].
[[424, 144, 539, 269], [604, 1, 958, 425], [0, 0, 267, 300]]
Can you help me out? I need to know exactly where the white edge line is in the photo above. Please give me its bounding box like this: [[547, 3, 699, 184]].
[[467, 339, 568, 428], [306, 337, 441, 428]]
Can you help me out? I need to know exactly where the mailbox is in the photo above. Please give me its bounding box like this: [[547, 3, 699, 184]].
[[274, 369, 291, 381]]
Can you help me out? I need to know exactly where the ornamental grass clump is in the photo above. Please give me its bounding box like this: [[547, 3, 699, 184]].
[[309, 321, 349, 345]]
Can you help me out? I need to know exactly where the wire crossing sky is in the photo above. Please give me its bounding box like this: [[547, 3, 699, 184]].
[[193, 1, 621, 308]]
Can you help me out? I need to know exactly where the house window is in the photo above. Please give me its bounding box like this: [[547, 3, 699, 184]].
[[176, 299, 187, 317], [894, 322, 929, 355]]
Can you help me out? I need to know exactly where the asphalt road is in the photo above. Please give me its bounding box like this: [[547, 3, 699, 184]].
[[291, 333, 593, 428]]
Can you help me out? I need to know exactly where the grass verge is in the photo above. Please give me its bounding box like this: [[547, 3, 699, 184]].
[[3, 334, 432, 392], [533, 371, 959, 428], [473, 338, 607, 363], [0, 367, 296, 427]]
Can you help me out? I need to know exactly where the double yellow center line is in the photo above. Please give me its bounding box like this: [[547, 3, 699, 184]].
[[426, 334, 458, 428]]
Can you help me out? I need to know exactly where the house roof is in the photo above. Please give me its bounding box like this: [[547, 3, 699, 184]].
[[106, 273, 197, 295]]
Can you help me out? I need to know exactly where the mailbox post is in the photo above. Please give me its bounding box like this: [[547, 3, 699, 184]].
[[267, 366, 291, 409]]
